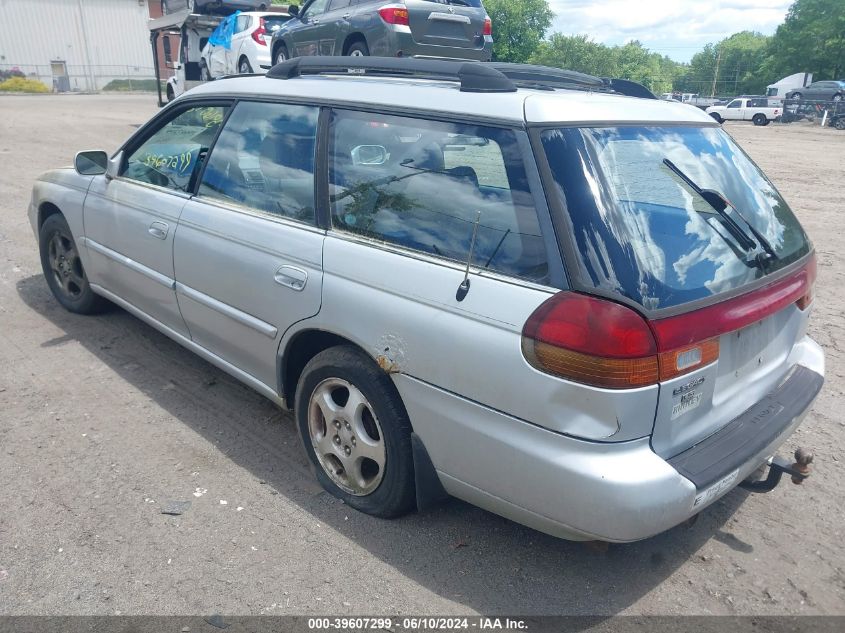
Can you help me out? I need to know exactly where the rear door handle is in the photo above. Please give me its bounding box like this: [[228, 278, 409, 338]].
[[148, 221, 169, 240], [274, 265, 308, 291]]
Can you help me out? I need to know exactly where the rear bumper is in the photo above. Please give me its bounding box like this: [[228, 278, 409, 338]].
[[397, 336, 824, 542], [375, 26, 492, 61]]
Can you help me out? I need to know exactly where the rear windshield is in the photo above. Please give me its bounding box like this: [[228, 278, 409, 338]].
[[428, 0, 484, 8], [540, 126, 810, 310], [263, 16, 290, 34]]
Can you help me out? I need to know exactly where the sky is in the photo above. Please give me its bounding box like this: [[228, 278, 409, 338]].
[[547, 0, 793, 62]]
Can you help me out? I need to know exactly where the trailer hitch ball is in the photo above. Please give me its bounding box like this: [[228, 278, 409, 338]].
[[791, 448, 814, 484]]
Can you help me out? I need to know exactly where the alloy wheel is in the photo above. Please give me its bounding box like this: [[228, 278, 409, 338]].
[[47, 230, 85, 300], [307, 378, 386, 496]]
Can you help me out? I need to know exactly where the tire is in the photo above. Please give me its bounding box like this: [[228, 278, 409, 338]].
[[187, 0, 196, 12], [161, 0, 168, 14], [834, 94, 843, 102], [295, 345, 415, 518], [200, 61, 211, 82], [347, 40, 369, 57], [709, 112, 723, 124], [835, 119, 845, 131], [238, 57, 253, 74], [274, 44, 289, 66], [752, 113, 766, 126], [166, 84, 175, 102], [791, 92, 802, 100], [39, 214, 108, 315]]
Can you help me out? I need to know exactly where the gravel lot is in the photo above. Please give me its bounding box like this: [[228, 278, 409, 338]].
[[0, 94, 843, 616]]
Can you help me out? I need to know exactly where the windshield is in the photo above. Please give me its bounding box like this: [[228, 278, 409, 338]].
[[540, 126, 810, 310]]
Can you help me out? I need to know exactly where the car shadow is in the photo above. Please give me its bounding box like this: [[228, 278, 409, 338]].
[[16, 274, 751, 615]]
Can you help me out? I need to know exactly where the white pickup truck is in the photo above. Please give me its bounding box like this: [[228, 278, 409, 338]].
[[706, 97, 781, 125]]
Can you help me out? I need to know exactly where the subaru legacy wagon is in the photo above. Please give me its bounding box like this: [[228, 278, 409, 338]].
[[30, 58, 823, 542]]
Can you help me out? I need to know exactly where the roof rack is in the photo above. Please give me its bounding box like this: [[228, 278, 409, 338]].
[[486, 63, 657, 99], [266, 57, 517, 93]]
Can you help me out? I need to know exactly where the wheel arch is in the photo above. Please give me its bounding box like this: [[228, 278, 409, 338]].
[[38, 201, 64, 230], [278, 326, 449, 511], [272, 38, 289, 63], [342, 32, 368, 56]]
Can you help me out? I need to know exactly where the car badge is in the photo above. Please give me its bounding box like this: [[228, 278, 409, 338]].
[[448, 6, 455, 13]]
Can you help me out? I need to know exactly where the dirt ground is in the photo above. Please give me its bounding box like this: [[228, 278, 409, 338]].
[[0, 94, 843, 616]]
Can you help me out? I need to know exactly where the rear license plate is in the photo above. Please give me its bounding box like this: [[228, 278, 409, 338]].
[[693, 468, 740, 508]]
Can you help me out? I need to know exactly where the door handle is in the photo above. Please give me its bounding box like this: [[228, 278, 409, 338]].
[[342, 13, 351, 18], [148, 221, 169, 240], [274, 265, 308, 291]]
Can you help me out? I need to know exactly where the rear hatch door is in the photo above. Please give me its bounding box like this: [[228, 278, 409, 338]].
[[405, 0, 486, 49]]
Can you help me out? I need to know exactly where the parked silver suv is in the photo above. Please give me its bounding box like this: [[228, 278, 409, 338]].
[[270, 0, 493, 64], [29, 58, 823, 542]]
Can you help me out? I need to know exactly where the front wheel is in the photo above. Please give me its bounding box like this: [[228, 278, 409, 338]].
[[39, 214, 108, 315], [833, 94, 843, 102], [347, 41, 369, 57], [835, 118, 845, 130], [295, 346, 415, 518], [709, 112, 723, 124], [791, 92, 802, 101], [200, 61, 211, 82]]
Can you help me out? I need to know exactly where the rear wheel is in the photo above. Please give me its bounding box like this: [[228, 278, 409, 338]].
[[835, 118, 845, 131], [752, 113, 766, 126], [347, 40, 369, 57], [274, 44, 289, 66], [295, 346, 415, 518], [166, 84, 175, 102], [39, 214, 107, 315], [834, 94, 843, 102], [791, 92, 802, 100], [238, 57, 253, 74]]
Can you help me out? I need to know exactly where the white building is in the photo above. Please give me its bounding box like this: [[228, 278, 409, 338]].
[[0, 0, 154, 91]]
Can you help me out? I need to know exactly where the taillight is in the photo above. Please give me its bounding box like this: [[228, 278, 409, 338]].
[[522, 253, 816, 389], [252, 18, 267, 46], [483, 16, 492, 36], [378, 4, 409, 26], [521, 293, 659, 389]]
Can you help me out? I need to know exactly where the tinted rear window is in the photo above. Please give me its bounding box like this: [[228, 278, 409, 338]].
[[540, 126, 810, 310], [427, 0, 484, 8]]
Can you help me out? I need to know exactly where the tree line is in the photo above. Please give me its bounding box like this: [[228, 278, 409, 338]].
[[484, 0, 845, 96]]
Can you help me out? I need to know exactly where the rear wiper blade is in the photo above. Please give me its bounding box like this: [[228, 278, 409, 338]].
[[662, 159, 778, 263]]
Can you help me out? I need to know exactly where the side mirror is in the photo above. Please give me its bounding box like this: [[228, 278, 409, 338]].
[[106, 151, 123, 181], [74, 150, 109, 176], [352, 145, 388, 166], [288, 5, 299, 17]]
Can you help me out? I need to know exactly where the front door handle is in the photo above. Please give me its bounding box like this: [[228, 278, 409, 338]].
[[274, 265, 308, 291], [342, 13, 351, 18], [148, 221, 169, 240]]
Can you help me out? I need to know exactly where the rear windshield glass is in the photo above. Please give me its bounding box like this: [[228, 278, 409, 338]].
[[540, 126, 810, 310], [428, 0, 484, 8], [263, 16, 290, 34]]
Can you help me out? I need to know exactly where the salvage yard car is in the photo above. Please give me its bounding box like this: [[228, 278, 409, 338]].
[[706, 97, 781, 125], [269, 0, 493, 64], [201, 10, 292, 78], [29, 58, 823, 542]]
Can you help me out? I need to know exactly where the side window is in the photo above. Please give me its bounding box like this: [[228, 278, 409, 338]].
[[236, 15, 250, 33], [303, 0, 331, 18], [328, 0, 352, 10], [727, 100, 741, 109], [198, 101, 319, 224], [122, 105, 228, 192], [328, 110, 549, 283]]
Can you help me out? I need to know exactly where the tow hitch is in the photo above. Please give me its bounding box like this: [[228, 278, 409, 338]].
[[739, 448, 813, 493]]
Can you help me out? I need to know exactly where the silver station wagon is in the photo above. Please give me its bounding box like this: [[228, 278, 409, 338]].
[[29, 58, 824, 542]]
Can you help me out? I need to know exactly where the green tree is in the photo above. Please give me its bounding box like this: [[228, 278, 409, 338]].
[[678, 32, 770, 97], [763, 0, 845, 80], [484, 0, 554, 63]]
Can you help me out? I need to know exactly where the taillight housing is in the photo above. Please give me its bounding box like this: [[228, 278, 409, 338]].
[[482, 16, 492, 36], [522, 253, 816, 389], [252, 18, 267, 46], [378, 4, 410, 26]]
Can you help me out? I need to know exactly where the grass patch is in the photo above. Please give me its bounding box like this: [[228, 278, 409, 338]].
[[103, 79, 161, 92]]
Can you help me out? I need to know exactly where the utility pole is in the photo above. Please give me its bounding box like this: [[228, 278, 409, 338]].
[[710, 47, 721, 98]]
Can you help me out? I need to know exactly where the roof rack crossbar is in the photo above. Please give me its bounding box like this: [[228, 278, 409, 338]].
[[487, 63, 657, 99], [265, 57, 517, 93]]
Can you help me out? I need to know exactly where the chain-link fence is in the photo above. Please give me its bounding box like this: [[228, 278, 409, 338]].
[[0, 63, 161, 92]]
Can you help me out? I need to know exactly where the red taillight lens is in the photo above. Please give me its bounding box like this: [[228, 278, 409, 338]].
[[522, 253, 816, 389], [483, 16, 492, 36], [521, 293, 659, 388], [252, 18, 267, 46], [378, 5, 410, 25]]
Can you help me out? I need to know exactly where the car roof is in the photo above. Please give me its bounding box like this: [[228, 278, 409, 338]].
[[182, 74, 716, 126]]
